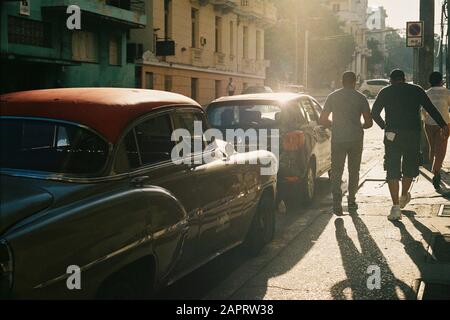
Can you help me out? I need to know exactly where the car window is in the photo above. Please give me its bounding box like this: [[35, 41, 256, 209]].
[[207, 103, 282, 129], [117, 113, 174, 172], [0, 118, 109, 175], [284, 101, 308, 129], [367, 80, 376, 86], [172, 110, 207, 154], [301, 98, 319, 123]]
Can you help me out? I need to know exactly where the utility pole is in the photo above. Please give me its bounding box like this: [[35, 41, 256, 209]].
[[418, 0, 435, 89], [295, 7, 299, 85]]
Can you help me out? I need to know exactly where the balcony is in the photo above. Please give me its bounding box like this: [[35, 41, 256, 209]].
[[210, 0, 238, 14], [234, 0, 277, 26], [41, 0, 146, 28], [240, 58, 256, 74], [214, 52, 226, 69], [190, 47, 204, 67]]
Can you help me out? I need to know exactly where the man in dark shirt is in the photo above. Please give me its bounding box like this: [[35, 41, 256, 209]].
[[372, 69, 449, 221]]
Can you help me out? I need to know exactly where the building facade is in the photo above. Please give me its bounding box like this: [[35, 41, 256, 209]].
[[130, 0, 276, 105], [366, 6, 388, 78], [0, 0, 147, 94], [321, 0, 370, 81]]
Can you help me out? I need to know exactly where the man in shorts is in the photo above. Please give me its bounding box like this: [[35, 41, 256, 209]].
[[372, 69, 449, 221]]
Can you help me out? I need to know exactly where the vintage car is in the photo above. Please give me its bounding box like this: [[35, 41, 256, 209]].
[[0, 88, 277, 299], [206, 93, 332, 209]]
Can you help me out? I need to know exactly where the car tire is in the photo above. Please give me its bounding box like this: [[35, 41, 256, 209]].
[[300, 160, 316, 205], [244, 192, 275, 256]]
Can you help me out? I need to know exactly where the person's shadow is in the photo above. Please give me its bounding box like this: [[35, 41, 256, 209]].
[[331, 213, 416, 299], [391, 211, 436, 275]]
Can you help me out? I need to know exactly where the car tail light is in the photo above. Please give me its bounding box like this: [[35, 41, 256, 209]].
[[282, 130, 305, 151], [0, 240, 13, 299]]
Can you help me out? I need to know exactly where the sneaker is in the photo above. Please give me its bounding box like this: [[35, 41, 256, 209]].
[[432, 173, 441, 190], [388, 205, 402, 221], [399, 192, 411, 209]]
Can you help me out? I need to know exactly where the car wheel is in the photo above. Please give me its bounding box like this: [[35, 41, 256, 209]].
[[300, 160, 316, 204], [244, 192, 275, 256]]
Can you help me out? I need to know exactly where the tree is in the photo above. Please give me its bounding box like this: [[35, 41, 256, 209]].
[[266, 0, 356, 89], [367, 38, 384, 77], [384, 31, 413, 77]]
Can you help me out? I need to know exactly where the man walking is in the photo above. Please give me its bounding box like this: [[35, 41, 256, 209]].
[[372, 69, 449, 221], [320, 71, 373, 215], [424, 72, 450, 189]]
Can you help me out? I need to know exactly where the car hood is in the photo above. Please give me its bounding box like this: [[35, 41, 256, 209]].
[[0, 177, 53, 235]]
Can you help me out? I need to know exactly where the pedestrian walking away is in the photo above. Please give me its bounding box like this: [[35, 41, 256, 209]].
[[423, 71, 450, 190], [371, 69, 450, 221], [320, 71, 373, 215]]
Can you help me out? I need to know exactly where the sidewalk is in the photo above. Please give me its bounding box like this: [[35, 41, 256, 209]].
[[206, 143, 450, 300]]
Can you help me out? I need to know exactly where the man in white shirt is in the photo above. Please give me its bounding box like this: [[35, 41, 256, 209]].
[[227, 78, 236, 96], [424, 72, 450, 189]]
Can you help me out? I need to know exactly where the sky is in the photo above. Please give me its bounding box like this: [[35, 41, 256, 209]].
[[368, 0, 444, 33]]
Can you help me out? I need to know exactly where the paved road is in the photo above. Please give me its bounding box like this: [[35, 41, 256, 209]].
[[156, 101, 387, 300]]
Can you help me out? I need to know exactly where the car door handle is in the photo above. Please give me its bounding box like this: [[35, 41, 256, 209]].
[[131, 176, 149, 187]]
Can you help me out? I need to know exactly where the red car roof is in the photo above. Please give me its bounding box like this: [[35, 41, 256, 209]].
[[0, 88, 201, 143]]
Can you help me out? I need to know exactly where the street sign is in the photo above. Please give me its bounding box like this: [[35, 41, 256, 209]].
[[406, 21, 424, 47], [156, 40, 175, 56]]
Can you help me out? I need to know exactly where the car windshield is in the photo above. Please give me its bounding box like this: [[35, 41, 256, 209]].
[[207, 103, 282, 129], [0, 118, 110, 176]]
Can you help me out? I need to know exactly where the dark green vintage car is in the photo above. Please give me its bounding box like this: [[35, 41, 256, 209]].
[[0, 88, 278, 299]]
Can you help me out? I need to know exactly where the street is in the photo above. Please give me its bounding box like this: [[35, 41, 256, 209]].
[[157, 101, 450, 300]]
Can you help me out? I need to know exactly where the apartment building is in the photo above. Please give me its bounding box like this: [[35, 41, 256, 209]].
[[366, 6, 388, 78], [321, 0, 370, 81], [131, 0, 277, 105], [0, 0, 147, 94]]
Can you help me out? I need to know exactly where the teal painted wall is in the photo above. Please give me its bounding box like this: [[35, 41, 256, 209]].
[[0, 0, 146, 93]]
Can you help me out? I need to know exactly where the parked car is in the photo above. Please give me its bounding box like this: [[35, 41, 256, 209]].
[[242, 86, 273, 95], [359, 79, 390, 98], [0, 88, 278, 299], [281, 85, 305, 94], [206, 93, 332, 209]]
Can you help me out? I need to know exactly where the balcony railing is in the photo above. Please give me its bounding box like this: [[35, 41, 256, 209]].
[[190, 47, 204, 66], [214, 52, 226, 68], [233, 0, 277, 25]]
